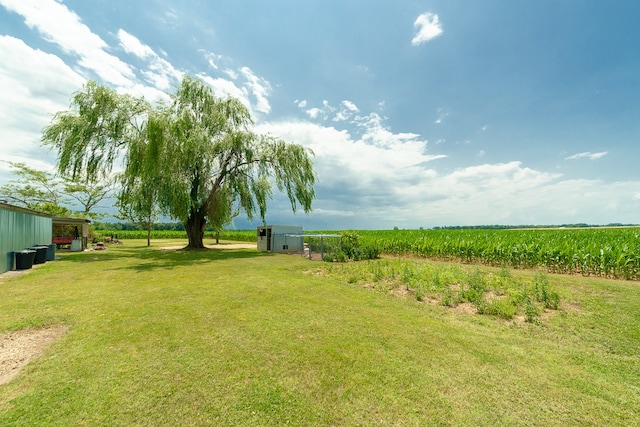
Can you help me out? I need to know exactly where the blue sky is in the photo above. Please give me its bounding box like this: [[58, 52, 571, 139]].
[[1, 0, 639, 229]]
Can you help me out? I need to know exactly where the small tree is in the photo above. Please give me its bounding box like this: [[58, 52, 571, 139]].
[[0, 161, 114, 219], [63, 177, 114, 220], [0, 161, 71, 216], [115, 176, 159, 247], [42, 76, 316, 249], [206, 183, 239, 245]]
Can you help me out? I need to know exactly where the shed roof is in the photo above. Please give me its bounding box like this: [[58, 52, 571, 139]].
[[0, 201, 52, 218], [52, 216, 92, 226]]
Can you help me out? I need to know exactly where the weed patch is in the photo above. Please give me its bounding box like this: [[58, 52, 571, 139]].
[[317, 258, 561, 322]]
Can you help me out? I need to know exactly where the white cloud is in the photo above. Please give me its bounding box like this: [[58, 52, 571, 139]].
[[196, 73, 250, 105], [255, 110, 640, 227], [255, 112, 447, 226], [565, 151, 608, 160], [240, 66, 271, 114], [224, 69, 238, 80], [0, 35, 85, 177], [1, 0, 136, 87], [118, 29, 155, 59], [304, 100, 336, 120], [342, 100, 360, 112], [117, 29, 183, 93], [306, 107, 322, 119], [332, 100, 360, 122], [412, 12, 443, 46], [117, 83, 170, 104]]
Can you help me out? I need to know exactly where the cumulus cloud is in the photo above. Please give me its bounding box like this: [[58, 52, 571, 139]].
[[333, 100, 360, 122], [412, 12, 443, 46], [1, 0, 136, 86], [255, 108, 451, 227], [196, 73, 249, 104], [255, 106, 640, 228], [118, 30, 183, 97], [0, 0, 279, 187], [305, 108, 322, 120], [2, 0, 274, 115], [240, 66, 272, 114], [0, 35, 85, 176], [565, 151, 608, 160]]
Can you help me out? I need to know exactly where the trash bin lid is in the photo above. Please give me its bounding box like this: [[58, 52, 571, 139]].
[[16, 249, 36, 254]]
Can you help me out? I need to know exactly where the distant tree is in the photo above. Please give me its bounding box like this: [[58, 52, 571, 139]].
[[0, 161, 114, 219], [115, 176, 159, 246], [42, 75, 316, 249], [205, 183, 239, 244], [63, 176, 114, 220], [0, 161, 71, 216]]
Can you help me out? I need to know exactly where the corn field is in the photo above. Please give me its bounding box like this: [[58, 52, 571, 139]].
[[354, 228, 640, 280], [95, 227, 640, 279]]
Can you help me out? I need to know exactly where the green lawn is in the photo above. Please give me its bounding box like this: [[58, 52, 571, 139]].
[[1, 239, 639, 426]]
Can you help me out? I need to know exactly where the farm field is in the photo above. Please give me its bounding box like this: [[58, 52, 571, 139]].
[[97, 227, 640, 279], [1, 239, 639, 425]]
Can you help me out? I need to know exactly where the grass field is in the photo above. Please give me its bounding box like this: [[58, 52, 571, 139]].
[[1, 239, 639, 425]]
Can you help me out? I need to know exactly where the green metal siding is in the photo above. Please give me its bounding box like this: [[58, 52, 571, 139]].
[[0, 205, 52, 273]]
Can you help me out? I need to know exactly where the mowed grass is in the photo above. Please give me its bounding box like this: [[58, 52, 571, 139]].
[[0, 239, 639, 426]]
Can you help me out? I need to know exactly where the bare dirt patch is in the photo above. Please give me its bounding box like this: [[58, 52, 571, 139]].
[[0, 269, 33, 284], [0, 326, 68, 385], [158, 243, 256, 251]]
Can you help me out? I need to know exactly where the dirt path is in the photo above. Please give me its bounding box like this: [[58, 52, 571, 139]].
[[0, 326, 68, 385]]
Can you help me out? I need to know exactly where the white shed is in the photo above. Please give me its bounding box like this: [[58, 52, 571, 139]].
[[257, 225, 303, 253]]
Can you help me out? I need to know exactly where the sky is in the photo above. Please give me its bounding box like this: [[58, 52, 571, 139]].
[[1, 0, 640, 229]]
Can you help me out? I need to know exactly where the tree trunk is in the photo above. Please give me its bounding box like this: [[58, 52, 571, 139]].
[[185, 209, 206, 249]]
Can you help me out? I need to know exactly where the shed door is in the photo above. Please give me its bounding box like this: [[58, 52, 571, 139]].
[[267, 228, 272, 251]]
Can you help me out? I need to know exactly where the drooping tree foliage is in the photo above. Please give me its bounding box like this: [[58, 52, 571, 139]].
[[42, 75, 316, 248]]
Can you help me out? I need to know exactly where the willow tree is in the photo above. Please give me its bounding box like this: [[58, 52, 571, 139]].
[[43, 75, 316, 248]]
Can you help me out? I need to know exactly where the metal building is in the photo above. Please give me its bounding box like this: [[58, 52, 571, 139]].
[[0, 203, 53, 273], [257, 225, 303, 253]]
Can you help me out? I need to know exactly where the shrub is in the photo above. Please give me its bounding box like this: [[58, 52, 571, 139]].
[[477, 298, 517, 320], [323, 232, 381, 262]]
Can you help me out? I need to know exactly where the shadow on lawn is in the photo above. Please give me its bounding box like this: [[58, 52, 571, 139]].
[[57, 245, 272, 272]]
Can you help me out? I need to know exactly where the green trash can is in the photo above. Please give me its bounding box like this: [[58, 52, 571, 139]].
[[15, 250, 36, 270], [46, 244, 56, 261], [29, 246, 48, 264]]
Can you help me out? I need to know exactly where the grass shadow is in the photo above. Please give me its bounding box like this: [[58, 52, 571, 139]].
[[56, 245, 273, 272]]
